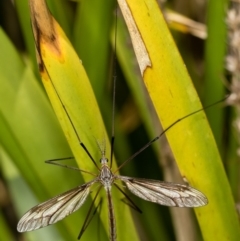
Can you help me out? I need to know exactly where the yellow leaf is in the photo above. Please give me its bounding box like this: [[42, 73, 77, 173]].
[[118, 0, 240, 240]]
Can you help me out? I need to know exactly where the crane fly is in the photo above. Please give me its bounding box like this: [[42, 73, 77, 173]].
[[17, 2, 209, 241], [17, 134, 208, 239], [17, 104, 209, 240]]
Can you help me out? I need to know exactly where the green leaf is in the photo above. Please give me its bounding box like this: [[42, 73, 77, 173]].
[[120, 0, 240, 240]]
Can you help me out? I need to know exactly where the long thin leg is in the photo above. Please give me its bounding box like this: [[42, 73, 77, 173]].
[[97, 198, 103, 241], [114, 183, 142, 213], [78, 186, 102, 240], [114, 96, 229, 173], [110, 5, 118, 169], [45, 158, 97, 176], [32, 30, 100, 171]]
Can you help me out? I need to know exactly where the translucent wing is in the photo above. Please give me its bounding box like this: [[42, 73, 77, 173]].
[[17, 180, 96, 232], [118, 176, 208, 207]]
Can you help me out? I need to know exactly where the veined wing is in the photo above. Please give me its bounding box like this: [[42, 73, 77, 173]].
[[17, 180, 97, 232], [118, 176, 208, 207]]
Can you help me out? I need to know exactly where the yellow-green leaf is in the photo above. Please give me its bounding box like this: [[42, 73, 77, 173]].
[[28, 0, 138, 240], [118, 0, 240, 240]]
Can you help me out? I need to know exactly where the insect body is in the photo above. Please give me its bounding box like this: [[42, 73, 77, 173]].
[[17, 144, 207, 240]]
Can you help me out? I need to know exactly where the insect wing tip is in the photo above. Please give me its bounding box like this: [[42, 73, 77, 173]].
[[184, 187, 208, 207], [17, 211, 45, 232]]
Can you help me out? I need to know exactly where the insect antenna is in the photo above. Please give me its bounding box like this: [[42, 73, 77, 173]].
[[114, 95, 229, 173], [95, 137, 106, 159]]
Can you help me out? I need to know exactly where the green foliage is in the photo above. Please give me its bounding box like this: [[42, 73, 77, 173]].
[[0, 0, 239, 241]]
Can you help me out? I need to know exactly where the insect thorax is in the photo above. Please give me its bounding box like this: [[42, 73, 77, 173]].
[[99, 165, 115, 189]]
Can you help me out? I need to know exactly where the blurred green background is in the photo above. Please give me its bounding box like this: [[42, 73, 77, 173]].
[[0, 0, 239, 241]]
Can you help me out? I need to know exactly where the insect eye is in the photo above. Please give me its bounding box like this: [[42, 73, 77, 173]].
[[100, 158, 108, 163]]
